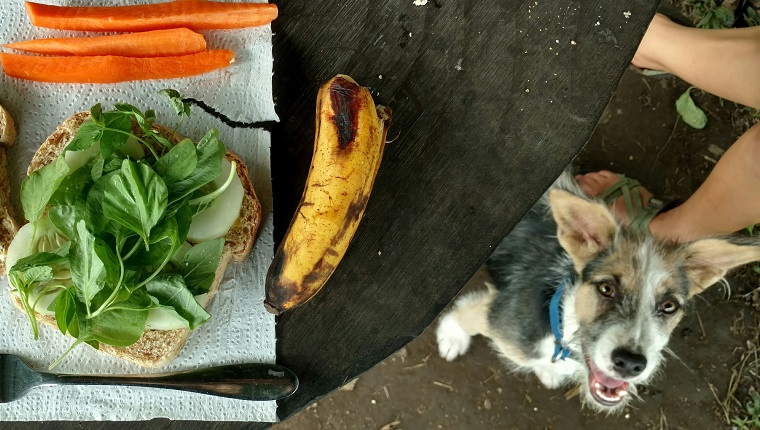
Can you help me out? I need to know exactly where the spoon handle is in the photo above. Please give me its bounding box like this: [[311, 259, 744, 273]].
[[42, 363, 298, 401]]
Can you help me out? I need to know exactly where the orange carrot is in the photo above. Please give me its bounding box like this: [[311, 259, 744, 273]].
[[0, 50, 235, 84], [3, 28, 207, 57], [25, 1, 278, 32]]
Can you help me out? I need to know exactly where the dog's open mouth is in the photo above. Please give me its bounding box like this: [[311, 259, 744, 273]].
[[586, 357, 629, 406]]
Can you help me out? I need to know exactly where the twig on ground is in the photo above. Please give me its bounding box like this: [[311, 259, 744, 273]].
[[708, 382, 731, 424], [433, 381, 454, 392]]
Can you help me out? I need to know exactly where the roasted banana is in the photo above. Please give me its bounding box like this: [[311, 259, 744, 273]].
[[264, 75, 392, 315]]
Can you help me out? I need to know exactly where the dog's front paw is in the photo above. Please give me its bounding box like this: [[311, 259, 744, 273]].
[[436, 314, 471, 361], [534, 367, 567, 389]]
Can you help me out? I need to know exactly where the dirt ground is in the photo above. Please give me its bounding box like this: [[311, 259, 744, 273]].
[[273, 68, 760, 429]]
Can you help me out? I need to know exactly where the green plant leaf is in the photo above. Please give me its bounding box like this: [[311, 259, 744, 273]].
[[146, 274, 210, 329], [93, 237, 121, 287], [87, 307, 148, 347], [10, 247, 68, 274], [69, 220, 106, 313], [159, 89, 191, 117], [49, 200, 91, 243], [167, 129, 225, 202], [189, 161, 237, 216], [180, 238, 225, 294], [65, 120, 103, 153], [21, 157, 70, 222], [49, 161, 95, 206], [676, 87, 708, 129], [55, 287, 78, 335], [154, 139, 197, 185], [102, 159, 168, 246], [99, 112, 133, 159]]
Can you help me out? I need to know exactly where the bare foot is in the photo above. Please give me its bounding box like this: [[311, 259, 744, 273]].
[[575, 171, 654, 226]]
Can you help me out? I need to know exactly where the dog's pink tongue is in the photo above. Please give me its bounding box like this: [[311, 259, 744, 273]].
[[590, 361, 627, 389]]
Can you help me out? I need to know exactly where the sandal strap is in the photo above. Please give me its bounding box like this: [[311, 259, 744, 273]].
[[597, 174, 669, 235], [629, 200, 665, 235]]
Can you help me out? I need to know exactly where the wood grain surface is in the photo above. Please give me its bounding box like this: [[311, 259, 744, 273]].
[[271, 0, 658, 422]]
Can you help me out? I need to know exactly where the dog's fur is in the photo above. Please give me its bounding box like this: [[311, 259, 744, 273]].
[[436, 172, 760, 411]]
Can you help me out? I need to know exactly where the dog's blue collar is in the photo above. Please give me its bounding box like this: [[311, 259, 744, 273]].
[[549, 278, 572, 362]]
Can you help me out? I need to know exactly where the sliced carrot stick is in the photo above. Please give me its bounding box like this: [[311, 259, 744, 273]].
[[0, 50, 235, 84], [25, 1, 278, 32], [3, 28, 207, 57]]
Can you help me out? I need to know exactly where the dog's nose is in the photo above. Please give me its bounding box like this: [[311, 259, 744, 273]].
[[611, 348, 647, 377]]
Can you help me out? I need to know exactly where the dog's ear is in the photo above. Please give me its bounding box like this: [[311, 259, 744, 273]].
[[684, 239, 760, 295], [549, 189, 617, 270]]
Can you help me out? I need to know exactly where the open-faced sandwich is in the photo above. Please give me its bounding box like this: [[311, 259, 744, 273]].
[[1, 92, 260, 368]]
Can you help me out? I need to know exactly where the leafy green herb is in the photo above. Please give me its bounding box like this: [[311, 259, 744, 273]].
[[160, 89, 192, 117], [102, 160, 168, 248], [146, 274, 210, 329], [9, 91, 240, 369], [154, 138, 197, 185], [167, 129, 225, 202], [21, 157, 70, 222], [189, 161, 237, 216], [69, 221, 106, 315], [180, 238, 225, 294]]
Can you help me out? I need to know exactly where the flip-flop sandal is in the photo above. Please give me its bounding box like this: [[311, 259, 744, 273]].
[[629, 3, 695, 78], [598, 175, 676, 234]]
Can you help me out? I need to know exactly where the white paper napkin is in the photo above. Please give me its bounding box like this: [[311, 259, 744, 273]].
[[0, 0, 279, 422]]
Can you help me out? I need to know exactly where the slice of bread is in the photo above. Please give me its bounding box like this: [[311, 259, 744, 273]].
[[0, 104, 20, 275], [6, 111, 261, 368]]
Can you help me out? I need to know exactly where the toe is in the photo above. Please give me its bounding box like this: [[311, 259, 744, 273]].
[[577, 171, 621, 197]]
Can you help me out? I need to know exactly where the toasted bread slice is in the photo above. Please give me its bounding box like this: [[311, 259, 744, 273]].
[[6, 111, 261, 367], [0, 105, 19, 275]]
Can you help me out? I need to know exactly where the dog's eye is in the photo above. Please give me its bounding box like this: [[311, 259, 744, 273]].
[[596, 282, 616, 299], [660, 300, 680, 315]]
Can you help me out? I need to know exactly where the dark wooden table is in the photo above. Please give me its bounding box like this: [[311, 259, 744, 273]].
[[271, 0, 658, 422], [11, 0, 659, 427]]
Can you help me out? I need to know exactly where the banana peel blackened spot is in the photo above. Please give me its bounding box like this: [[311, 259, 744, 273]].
[[329, 77, 363, 149], [329, 193, 371, 248]]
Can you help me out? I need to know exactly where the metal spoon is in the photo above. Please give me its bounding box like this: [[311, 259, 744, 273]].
[[0, 353, 298, 403]]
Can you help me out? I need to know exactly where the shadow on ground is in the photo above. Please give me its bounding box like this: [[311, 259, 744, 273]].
[[274, 69, 760, 430]]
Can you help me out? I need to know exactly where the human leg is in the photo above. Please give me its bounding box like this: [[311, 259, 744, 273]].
[[632, 13, 760, 109], [578, 123, 760, 242]]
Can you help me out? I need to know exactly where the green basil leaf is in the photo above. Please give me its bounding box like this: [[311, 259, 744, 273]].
[[159, 89, 186, 116], [49, 161, 95, 206], [99, 112, 132, 159], [11, 266, 54, 289], [86, 170, 131, 238], [103, 155, 124, 174], [153, 139, 197, 185], [70, 220, 106, 312], [65, 120, 102, 152], [91, 156, 105, 182], [175, 203, 192, 244], [87, 306, 148, 347], [145, 274, 210, 329], [54, 287, 78, 335], [21, 157, 70, 222], [167, 129, 224, 203], [124, 237, 173, 268], [104, 287, 153, 312], [48, 204, 82, 240], [103, 160, 168, 246], [89, 103, 103, 124], [180, 238, 225, 294], [93, 237, 120, 287], [10, 248, 68, 275]]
